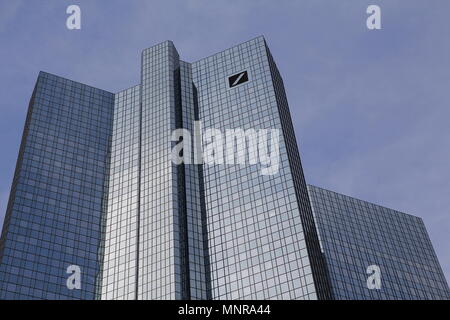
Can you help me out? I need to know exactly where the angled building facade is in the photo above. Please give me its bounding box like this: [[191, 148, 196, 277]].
[[190, 37, 331, 300], [0, 37, 448, 300], [308, 185, 450, 300]]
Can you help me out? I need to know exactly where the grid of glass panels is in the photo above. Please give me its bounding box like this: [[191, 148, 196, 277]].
[[100, 85, 140, 300], [265, 44, 332, 299], [10, 39, 448, 301], [191, 37, 320, 300], [308, 185, 450, 300], [0, 72, 114, 299], [180, 61, 210, 299], [139, 41, 183, 299]]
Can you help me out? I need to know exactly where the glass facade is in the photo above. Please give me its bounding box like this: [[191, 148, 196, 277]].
[[0, 72, 114, 299], [100, 85, 140, 300], [0, 37, 447, 300], [180, 60, 211, 300], [308, 185, 450, 300], [191, 37, 330, 300]]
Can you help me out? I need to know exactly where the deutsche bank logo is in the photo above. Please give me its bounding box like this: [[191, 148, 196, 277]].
[[228, 71, 249, 88]]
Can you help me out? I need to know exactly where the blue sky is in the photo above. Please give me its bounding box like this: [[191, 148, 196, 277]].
[[0, 0, 449, 284]]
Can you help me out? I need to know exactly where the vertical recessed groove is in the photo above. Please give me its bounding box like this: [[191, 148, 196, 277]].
[[193, 84, 212, 299], [174, 67, 191, 300]]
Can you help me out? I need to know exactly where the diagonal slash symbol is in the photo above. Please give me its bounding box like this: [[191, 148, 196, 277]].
[[231, 72, 246, 86]]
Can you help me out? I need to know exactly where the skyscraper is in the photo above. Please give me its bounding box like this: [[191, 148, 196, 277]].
[[0, 37, 447, 300], [99, 37, 332, 300], [0, 73, 114, 299], [308, 185, 450, 300]]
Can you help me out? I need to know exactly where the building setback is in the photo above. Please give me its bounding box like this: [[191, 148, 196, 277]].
[[0, 37, 448, 300]]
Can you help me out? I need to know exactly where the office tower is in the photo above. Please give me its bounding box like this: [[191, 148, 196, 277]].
[[190, 37, 331, 300], [308, 185, 450, 300], [0, 37, 447, 300], [99, 37, 331, 300], [0, 73, 114, 299], [0, 37, 331, 300]]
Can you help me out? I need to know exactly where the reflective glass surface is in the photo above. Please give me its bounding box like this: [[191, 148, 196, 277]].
[[0, 72, 114, 299], [1, 39, 447, 301], [308, 185, 450, 300], [191, 37, 328, 300]]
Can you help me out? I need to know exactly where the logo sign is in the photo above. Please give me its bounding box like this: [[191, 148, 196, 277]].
[[228, 71, 249, 88]]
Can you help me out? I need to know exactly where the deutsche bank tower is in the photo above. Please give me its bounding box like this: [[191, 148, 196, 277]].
[[0, 37, 448, 300]]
